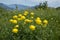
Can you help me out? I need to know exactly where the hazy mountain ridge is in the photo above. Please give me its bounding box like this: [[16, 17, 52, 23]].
[[8, 4, 31, 10], [0, 3, 32, 10], [0, 3, 13, 10]]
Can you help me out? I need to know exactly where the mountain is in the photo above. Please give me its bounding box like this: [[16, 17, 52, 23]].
[[0, 3, 33, 10], [0, 3, 12, 10], [8, 4, 31, 10]]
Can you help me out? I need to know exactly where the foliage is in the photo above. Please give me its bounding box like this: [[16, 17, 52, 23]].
[[35, 1, 48, 9], [56, 7, 60, 10], [0, 8, 60, 40]]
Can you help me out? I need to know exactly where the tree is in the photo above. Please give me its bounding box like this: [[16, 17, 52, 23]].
[[35, 1, 48, 9], [42, 1, 48, 9], [15, 5, 18, 11]]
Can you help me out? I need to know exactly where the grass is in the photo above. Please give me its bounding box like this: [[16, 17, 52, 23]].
[[0, 8, 60, 40]]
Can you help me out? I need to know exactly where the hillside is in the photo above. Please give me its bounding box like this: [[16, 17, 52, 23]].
[[0, 3, 12, 10], [8, 4, 31, 10]]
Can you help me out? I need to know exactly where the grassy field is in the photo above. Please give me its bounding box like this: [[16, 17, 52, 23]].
[[0, 8, 60, 40]]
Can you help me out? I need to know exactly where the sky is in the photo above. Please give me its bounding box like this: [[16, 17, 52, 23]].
[[0, 0, 60, 7]]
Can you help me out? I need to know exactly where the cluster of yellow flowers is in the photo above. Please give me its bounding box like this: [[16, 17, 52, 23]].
[[9, 11, 48, 33]]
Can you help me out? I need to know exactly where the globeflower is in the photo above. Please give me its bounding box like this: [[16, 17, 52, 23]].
[[15, 25, 19, 28], [29, 20, 33, 23], [12, 20, 17, 24], [36, 17, 40, 19], [25, 19, 33, 23], [20, 16, 26, 20], [43, 20, 48, 24], [24, 11, 28, 16], [9, 19, 13, 22], [24, 11, 28, 14], [18, 14, 22, 17], [12, 28, 18, 33], [13, 15, 18, 19], [29, 25, 35, 31], [30, 12, 34, 15], [35, 18, 42, 25], [24, 13, 28, 16]]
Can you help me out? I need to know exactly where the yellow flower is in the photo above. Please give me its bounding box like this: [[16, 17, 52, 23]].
[[12, 28, 18, 33], [35, 18, 42, 25], [20, 16, 26, 20], [29, 20, 33, 23], [25, 19, 29, 22], [36, 17, 40, 19], [43, 20, 48, 24], [18, 14, 22, 17], [25, 19, 33, 23], [24, 13, 28, 16], [10, 19, 17, 24], [13, 15, 18, 19], [15, 25, 19, 28], [24, 11, 28, 14], [29, 25, 35, 31], [12, 20, 17, 24], [24, 11, 28, 16], [9, 19, 13, 22], [30, 12, 34, 15]]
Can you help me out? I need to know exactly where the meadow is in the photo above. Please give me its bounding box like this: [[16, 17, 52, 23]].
[[0, 8, 60, 40]]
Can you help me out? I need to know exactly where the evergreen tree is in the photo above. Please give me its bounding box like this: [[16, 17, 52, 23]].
[[35, 1, 48, 9]]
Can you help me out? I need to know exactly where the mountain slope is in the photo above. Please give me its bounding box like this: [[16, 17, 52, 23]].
[[0, 3, 12, 10], [0, 3, 33, 10], [8, 4, 31, 10]]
